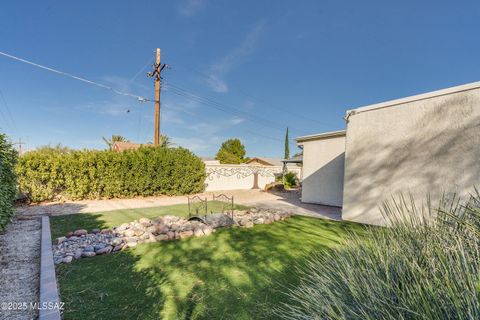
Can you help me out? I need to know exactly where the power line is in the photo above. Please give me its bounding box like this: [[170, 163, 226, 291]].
[[168, 58, 326, 125], [164, 81, 308, 136], [0, 50, 152, 102], [128, 57, 154, 86], [163, 103, 285, 143]]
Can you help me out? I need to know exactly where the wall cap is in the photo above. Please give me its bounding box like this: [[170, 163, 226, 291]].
[[296, 130, 346, 143], [346, 80, 480, 116]]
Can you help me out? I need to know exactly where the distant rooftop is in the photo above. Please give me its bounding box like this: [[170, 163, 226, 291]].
[[112, 141, 142, 152]]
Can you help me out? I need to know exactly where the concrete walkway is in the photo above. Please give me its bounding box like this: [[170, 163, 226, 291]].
[[16, 189, 342, 220]]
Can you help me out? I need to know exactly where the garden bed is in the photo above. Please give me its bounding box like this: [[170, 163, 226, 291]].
[[51, 204, 363, 319]]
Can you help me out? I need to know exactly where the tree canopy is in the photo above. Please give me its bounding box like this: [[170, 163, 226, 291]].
[[215, 138, 246, 164], [284, 127, 290, 159]]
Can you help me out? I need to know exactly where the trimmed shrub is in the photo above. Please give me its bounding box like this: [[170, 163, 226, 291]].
[[0, 134, 18, 229], [283, 172, 298, 188], [16, 146, 206, 202], [279, 193, 480, 319]]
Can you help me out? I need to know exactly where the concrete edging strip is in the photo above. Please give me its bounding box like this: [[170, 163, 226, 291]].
[[39, 216, 62, 320]]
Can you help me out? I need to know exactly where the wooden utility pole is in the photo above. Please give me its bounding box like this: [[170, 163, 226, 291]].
[[147, 48, 168, 145], [154, 48, 161, 145]]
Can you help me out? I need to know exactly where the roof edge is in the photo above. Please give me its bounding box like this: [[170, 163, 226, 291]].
[[346, 80, 480, 116], [296, 130, 346, 143]]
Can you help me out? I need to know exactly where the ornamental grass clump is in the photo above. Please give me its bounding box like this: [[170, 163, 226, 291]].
[[279, 193, 480, 320]]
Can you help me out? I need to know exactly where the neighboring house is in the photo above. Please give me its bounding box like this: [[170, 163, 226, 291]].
[[245, 157, 284, 166], [298, 81, 480, 225], [112, 141, 142, 152], [246, 157, 301, 170], [296, 131, 345, 207], [201, 157, 221, 165]]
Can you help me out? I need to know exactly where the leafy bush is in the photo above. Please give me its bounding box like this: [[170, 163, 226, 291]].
[[0, 134, 18, 229], [283, 172, 298, 188], [16, 146, 206, 202], [279, 193, 480, 319]]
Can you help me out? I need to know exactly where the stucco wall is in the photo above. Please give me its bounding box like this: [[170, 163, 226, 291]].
[[300, 135, 345, 207], [204, 164, 281, 191], [343, 85, 480, 225]]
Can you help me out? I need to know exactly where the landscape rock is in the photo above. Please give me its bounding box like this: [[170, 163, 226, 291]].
[[111, 237, 123, 246], [94, 243, 106, 251], [253, 218, 264, 225], [100, 229, 113, 234], [73, 229, 88, 237], [81, 251, 96, 258], [83, 245, 94, 252], [116, 223, 129, 232], [52, 209, 293, 263], [113, 244, 124, 252], [193, 228, 204, 237], [139, 218, 152, 226], [56, 236, 66, 244], [125, 241, 137, 248], [155, 234, 169, 241], [74, 249, 82, 259], [96, 245, 113, 255], [204, 213, 235, 228], [177, 230, 194, 239]]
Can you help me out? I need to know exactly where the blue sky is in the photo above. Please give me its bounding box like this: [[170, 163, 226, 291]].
[[1, 0, 480, 157]]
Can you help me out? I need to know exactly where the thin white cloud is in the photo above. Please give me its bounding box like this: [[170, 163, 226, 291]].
[[229, 117, 245, 125], [177, 0, 206, 17], [206, 21, 266, 93]]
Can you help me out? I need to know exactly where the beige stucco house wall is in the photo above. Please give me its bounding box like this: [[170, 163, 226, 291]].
[[296, 130, 346, 207], [343, 82, 480, 225]]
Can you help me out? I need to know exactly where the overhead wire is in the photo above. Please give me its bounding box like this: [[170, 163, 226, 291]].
[[0, 50, 152, 102], [163, 103, 285, 143], [163, 81, 308, 136], [0, 50, 300, 144], [167, 58, 326, 125]]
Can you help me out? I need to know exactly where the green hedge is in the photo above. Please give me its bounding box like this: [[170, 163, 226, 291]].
[[0, 134, 18, 229], [16, 146, 206, 202]]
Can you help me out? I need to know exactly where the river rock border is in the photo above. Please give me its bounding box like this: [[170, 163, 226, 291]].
[[52, 209, 293, 264]]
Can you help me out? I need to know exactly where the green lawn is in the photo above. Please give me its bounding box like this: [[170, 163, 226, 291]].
[[53, 205, 364, 320]]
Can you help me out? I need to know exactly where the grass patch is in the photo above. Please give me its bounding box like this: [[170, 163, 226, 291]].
[[53, 206, 364, 319], [51, 201, 248, 239]]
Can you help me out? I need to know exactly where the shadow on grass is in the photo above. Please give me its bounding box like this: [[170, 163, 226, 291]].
[[55, 214, 365, 319]]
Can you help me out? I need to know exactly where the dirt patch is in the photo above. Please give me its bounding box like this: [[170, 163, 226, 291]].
[[0, 218, 41, 320]]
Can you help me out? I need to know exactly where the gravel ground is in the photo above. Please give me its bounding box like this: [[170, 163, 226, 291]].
[[0, 217, 41, 320]]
